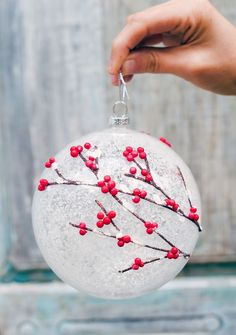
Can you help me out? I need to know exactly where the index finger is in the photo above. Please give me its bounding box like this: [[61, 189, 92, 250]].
[[108, 2, 182, 74]]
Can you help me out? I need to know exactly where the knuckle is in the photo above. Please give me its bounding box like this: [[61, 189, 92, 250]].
[[147, 51, 160, 73], [126, 13, 142, 25]]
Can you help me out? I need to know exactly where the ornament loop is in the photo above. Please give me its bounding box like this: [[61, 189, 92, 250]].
[[110, 72, 129, 127]]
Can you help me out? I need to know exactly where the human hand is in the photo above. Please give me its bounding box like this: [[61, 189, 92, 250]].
[[108, 0, 236, 95]]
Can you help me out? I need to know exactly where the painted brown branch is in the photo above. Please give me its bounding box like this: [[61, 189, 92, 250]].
[[111, 193, 190, 257], [119, 256, 163, 273], [119, 253, 189, 273], [177, 166, 193, 207], [69, 223, 172, 253], [124, 173, 169, 199], [124, 173, 201, 232], [95, 199, 120, 231]]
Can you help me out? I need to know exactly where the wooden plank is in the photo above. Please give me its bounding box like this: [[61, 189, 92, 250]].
[[0, 277, 236, 334], [0, 0, 107, 270]]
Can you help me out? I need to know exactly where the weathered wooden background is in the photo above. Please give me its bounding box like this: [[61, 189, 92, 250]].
[[0, 0, 236, 334]]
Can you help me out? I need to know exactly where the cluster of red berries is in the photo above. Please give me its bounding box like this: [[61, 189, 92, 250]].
[[97, 175, 118, 196], [38, 178, 49, 191], [160, 137, 172, 147], [96, 210, 116, 228], [117, 235, 131, 247], [85, 156, 98, 171], [144, 221, 158, 234], [129, 166, 153, 182], [123, 146, 147, 161], [167, 247, 179, 259], [188, 207, 199, 221], [132, 188, 147, 203], [70, 142, 91, 157], [165, 198, 179, 211], [78, 222, 87, 235], [132, 257, 145, 270], [44, 157, 55, 168]]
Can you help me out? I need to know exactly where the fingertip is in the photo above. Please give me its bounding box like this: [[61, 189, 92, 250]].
[[112, 74, 119, 86]]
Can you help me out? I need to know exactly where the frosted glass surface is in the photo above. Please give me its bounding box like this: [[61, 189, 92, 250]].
[[32, 127, 201, 299]]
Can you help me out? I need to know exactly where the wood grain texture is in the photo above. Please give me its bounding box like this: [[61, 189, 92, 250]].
[[0, 0, 236, 273]]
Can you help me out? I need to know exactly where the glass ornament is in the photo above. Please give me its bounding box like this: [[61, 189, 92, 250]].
[[32, 74, 202, 299]]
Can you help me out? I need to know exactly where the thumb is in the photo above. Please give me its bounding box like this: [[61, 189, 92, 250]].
[[121, 46, 189, 77]]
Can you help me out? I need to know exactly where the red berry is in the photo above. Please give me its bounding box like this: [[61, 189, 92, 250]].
[[104, 175, 111, 182], [110, 188, 118, 196], [97, 212, 104, 220], [84, 142, 91, 149], [123, 150, 129, 157], [88, 156, 95, 161], [145, 222, 152, 228], [117, 240, 124, 247], [49, 157, 55, 163], [132, 196, 140, 203], [79, 229, 87, 235], [167, 252, 174, 259], [70, 146, 77, 151], [91, 163, 98, 170], [135, 258, 142, 265], [123, 235, 131, 243], [103, 217, 111, 225], [171, 247, 178, 254], [129, 167, 137, 174], [45, 161, 51, 168], [132, 150, 138, 158], [169, 199, 175, 207], [38, 184, 45, 191], [152, 222, 158, 229], [173, 203, 179, 211], [127, 154, 134, 161], [79, 222, 86, 229], [107, 180, 116, 189], [139, 152, 146, 159], [146, 228, 154, 234], [137, 147, 144, 153], [108, 211, 116, 219], [160, 137, 172, 147], [145, 174, 153, 182], [96, 221, 104, 228], [132, 264, 139, 270], [190, 207, 197, 213], [40, 179, 49, 187], [126, 146, 133, 152], [188, 213, 195, 220], [97, 181, 105, 187], [77, 145, 83, 153], [139, 261, 145, 267], [140, 190, 147, 198], [71, 149, 79, 157], [141, 169, 148, 176], [173, 253, 179, 259], [133, 188, 140, 196], [193, 214, 199, 221], [101, 186, 109, 193], [85, 160, 93, 168]]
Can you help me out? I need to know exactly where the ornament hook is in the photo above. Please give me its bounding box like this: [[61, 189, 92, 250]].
[[110, 72, 129, 127]]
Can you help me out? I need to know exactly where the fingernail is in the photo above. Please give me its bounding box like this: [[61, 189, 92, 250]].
[[122, 59, 137, 75]]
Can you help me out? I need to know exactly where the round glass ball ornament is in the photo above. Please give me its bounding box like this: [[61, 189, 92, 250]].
[[32, 127, 202, 299]]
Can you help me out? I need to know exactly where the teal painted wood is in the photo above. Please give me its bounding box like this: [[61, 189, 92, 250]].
[[0, 0, 236, 275], [0, 277, 236, 334]]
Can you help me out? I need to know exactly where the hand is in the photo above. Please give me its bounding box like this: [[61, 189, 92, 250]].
[[108, 0, 236, 95]]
